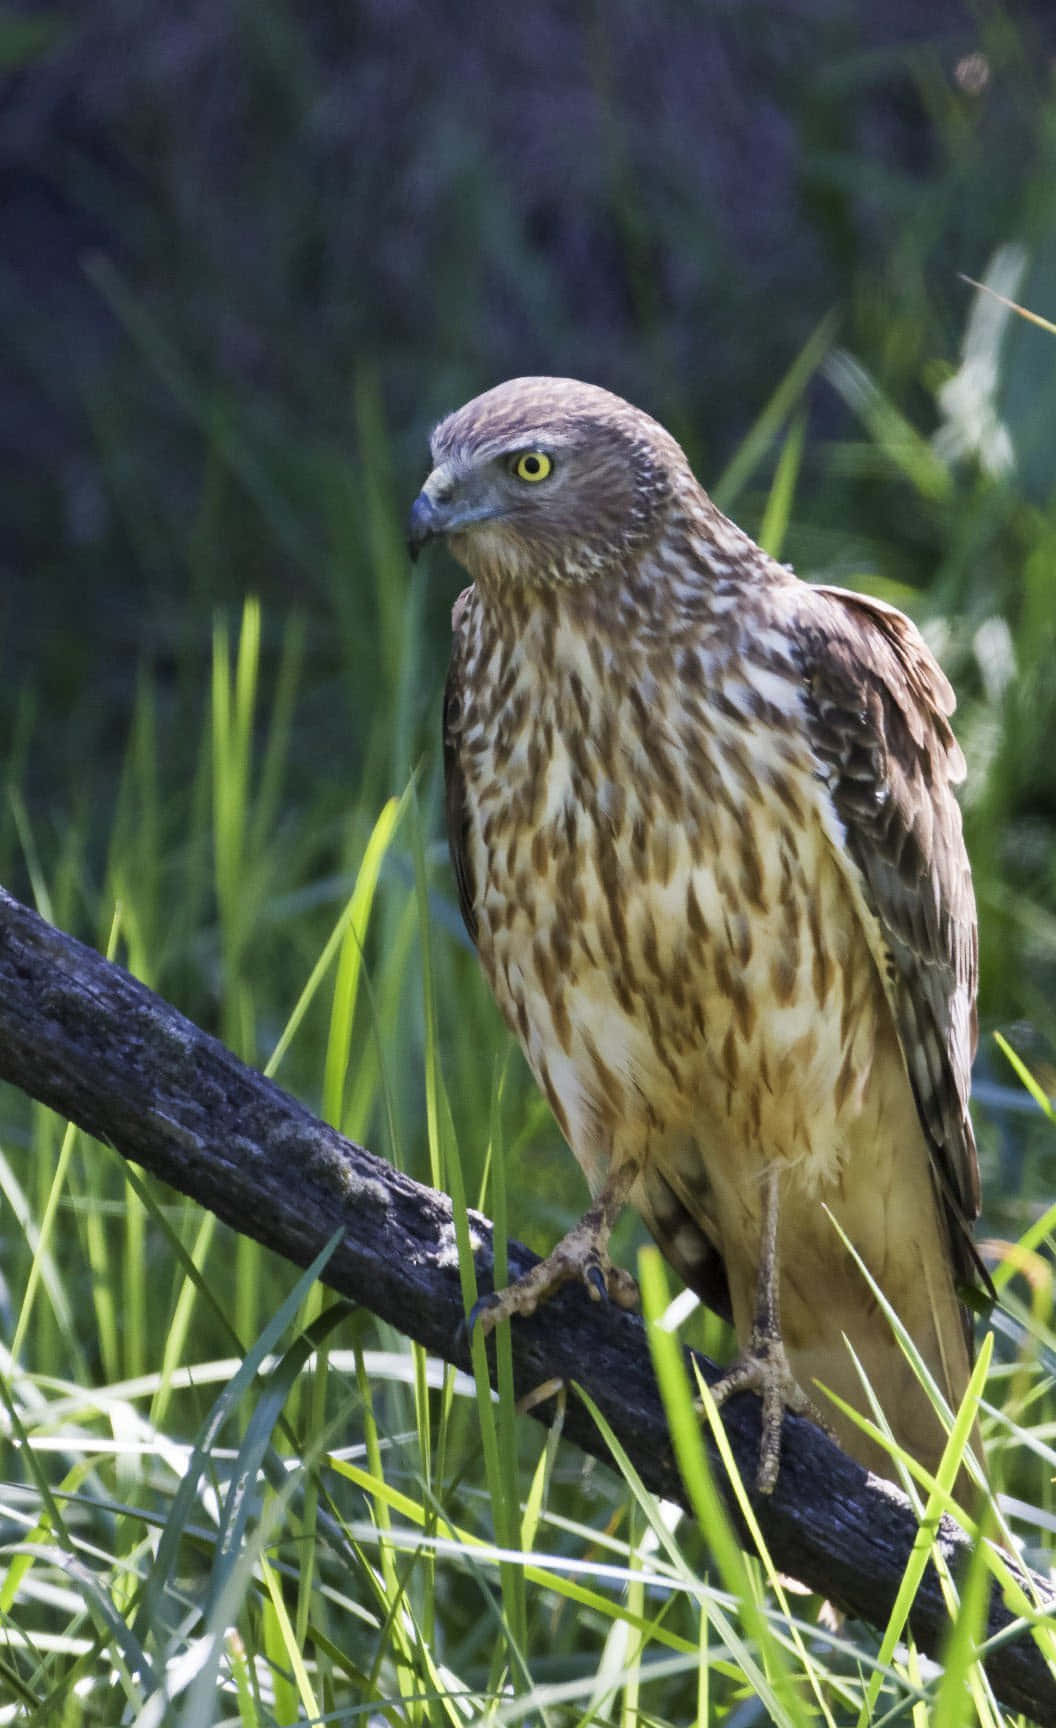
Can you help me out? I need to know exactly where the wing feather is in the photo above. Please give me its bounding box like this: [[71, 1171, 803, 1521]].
[[797, 584, 988, 1303], [443, 587, 479, 946]]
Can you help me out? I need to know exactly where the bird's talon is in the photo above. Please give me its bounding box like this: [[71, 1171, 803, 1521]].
[[756, 1447, 780, 1497], [709, 1327, 818, 1494], [586, 1263, 608, 1302]]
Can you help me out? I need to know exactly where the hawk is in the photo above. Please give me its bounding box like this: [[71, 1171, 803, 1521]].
[[408, 376, 988, 1493]]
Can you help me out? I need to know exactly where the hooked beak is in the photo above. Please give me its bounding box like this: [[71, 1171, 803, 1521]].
[[407, 490, 446, 562], [407, 472, 501, 562]]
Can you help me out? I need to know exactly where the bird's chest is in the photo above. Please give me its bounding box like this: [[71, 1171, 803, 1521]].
[[456, 613, 881, 1191]]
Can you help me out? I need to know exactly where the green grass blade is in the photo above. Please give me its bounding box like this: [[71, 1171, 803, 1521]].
[[322, 793, 404, 1126], [758, 410, 806, 561], [711, 311, 837, 512], [205, 1304, 346, 1622], [824, 349, 953, 503], [132, 1230, 342, 1647], [637, 1247, 806, 1728], [994, 1031, 1056, 1123]]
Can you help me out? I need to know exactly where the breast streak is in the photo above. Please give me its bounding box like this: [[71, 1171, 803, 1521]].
[[467, 614, 957, 1400]]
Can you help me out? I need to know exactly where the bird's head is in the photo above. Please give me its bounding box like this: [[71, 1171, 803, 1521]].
[[407, 377, 691, 592]]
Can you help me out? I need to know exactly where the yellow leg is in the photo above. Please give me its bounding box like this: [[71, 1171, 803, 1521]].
[[470, 1160, 640, 1336], [710, 1168, 828, 1493]]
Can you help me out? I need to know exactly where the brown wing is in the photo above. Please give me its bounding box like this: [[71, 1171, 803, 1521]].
[[797, 584, 990, 1306], [443, 588, 478, 946]]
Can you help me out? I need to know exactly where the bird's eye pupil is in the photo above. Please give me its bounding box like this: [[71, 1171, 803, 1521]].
[[513, 451, 552, 482]]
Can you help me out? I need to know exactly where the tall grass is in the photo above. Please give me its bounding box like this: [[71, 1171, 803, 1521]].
[[2, 270, 1056, 1724]]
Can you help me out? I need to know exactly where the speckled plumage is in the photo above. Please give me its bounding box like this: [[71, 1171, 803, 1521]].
[[416, 376, 987, 1486]]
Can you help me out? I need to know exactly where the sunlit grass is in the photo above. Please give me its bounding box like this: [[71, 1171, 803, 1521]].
[[1, 602, 1054, 1727], [2, 273, 1056, 1723]]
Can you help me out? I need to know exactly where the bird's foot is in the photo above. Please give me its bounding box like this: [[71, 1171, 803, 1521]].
[[709, 1327, 827, 1495], [468, 1215, 639, 1340]]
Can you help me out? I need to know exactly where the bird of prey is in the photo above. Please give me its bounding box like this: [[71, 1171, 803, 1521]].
[[408, 376, 988, 1493]]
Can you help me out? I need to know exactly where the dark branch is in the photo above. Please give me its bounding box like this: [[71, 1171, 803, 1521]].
[[0, 885, 1053, 1724]]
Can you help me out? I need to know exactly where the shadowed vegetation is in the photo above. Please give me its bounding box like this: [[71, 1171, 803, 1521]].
[[2, 4, 1056, 1721]]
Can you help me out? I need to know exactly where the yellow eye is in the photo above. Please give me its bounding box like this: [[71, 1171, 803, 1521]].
[[512, 450, 553, 483]]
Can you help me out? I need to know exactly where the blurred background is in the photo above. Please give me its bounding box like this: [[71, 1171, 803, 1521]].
[[4, 0, 1055, 1224], [4, 2, 1056, 1716]]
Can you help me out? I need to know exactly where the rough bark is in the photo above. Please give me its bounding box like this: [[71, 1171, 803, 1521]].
[[0, 885, 1053, 1723]]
